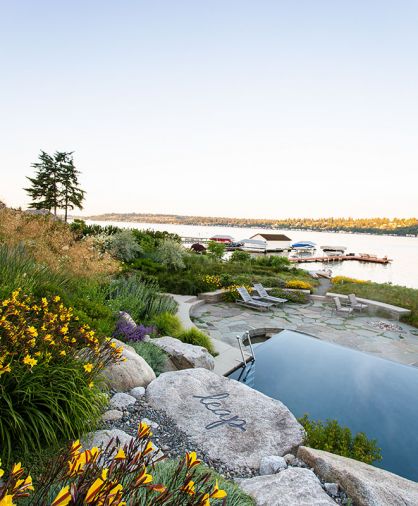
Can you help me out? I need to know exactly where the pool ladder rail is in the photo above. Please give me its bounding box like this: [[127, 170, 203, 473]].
[[236, 330, 256, 369]]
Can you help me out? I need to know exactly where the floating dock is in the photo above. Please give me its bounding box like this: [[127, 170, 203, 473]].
[[290, 254, 391, 264]]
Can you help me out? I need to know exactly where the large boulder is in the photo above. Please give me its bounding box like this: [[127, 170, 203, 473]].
[[238, 468, 336, 505], [102, 339, 156, 391], [152, 336, 215, 370], [145, 368, 304, 473], [297, 446, 418, 506], [82, 429, 134, 450]]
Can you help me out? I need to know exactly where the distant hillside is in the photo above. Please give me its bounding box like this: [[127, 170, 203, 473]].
[[84, 213, 418, 237]]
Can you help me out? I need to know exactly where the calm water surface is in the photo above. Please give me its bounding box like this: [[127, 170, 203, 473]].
[[229, 330, 418, 481], [86, 220, 418, 288]]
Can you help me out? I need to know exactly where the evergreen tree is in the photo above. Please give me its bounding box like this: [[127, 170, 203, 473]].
[[25, 151, 61, 214], [55, 151, 86, 222], [25, 150, 86, 221]]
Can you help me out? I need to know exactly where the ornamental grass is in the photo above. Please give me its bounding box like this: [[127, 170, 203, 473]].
[[0, 422, 228, 505], [0, 290, 124, 465]]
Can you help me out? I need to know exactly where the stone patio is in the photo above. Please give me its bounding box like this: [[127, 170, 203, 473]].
[[192, 300, 418, 368]]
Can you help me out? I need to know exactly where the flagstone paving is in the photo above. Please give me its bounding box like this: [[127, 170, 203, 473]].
[[192, 301, 418, 367]]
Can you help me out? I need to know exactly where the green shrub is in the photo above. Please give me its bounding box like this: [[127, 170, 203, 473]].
[[151, 312, 183, 337], [104, 275, 177, 322], [108, 230, 142, 262], [299, 414, 382, 465], [129, 341, 168, 376], [154, 239, 186, 270], [270, 287, 309, 303], [177, 327, 215, 355], [251, 255, 290, 271], [129, 256, 165, 274], [207, 241, 226, 260], [230, 250, 251, 263]]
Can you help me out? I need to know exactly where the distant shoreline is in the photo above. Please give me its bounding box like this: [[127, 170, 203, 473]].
[[79, 213, 418, 238]]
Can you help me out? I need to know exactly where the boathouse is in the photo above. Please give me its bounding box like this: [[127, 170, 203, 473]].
[[250, 233, 292, 251]]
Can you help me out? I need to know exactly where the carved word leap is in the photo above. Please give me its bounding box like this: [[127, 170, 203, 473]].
[[193, 392, 247, 431]]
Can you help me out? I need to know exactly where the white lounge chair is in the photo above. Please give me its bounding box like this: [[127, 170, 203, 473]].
[[252, 283, 287, 305], [348, 294, 368, 312], [333, 297, 353, 316], [236, 287, 274, 311]]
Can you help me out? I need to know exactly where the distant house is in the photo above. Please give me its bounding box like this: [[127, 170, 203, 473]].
[[209, 234, 234, 244], [249, 233, 292, 251]]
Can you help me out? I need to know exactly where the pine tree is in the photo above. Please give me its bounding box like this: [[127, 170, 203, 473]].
[[25, 150, 86, 221], [25, 151, 61, 214], [56, 151, 86, 222]]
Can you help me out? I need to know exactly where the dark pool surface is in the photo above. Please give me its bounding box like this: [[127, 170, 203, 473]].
[[229, 330, 418, 481]]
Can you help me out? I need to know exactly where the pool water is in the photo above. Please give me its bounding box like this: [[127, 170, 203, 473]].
[[229, 330, 418, 481]]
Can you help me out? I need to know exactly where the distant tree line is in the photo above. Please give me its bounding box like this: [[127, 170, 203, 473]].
[[84, 213, 418, 237]]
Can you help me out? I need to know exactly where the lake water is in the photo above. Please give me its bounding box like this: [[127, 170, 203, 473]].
[[86, 220, 418, 289], [229, 330, 418, 481]]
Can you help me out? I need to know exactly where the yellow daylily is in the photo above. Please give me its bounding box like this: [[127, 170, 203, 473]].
[[114, 448, 126, 460], [185, 451, 201, 469], [210, 479, 227, 499], [83, 363, 93, 373], [51, 485, 71, 506], [180, 480, 195, 496], [85, 477, 106, 503], [23, 355, 37, 368], [0, 495, 15, 506]]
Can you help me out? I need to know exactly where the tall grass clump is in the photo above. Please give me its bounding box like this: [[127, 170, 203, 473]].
[[104, 275, 177, 322], [0, 243, 70, 300], [177, 327, 215, 355], [151, 312, 183, 337]]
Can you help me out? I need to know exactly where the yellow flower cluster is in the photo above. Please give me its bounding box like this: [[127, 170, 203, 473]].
[[331, 276, 368, 285], [285, 280, 313, 291], [0, 460, 34, 505], [0, 422, 227, 505], [201, 275, 222, 289], [0, 290, 123, 380], [222, 284, 253, 302]]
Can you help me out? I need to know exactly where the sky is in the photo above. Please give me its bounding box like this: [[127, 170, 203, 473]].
[[1, 0, 418, 219]]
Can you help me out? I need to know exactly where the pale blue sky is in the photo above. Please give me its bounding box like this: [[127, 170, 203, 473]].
[[1, 1, 417, 218]]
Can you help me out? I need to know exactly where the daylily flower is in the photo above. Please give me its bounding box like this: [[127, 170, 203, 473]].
[[186, 451, 201, 469], [83, 363, 93, 373], [114, 448, 126, 460], [180, 480, 195, 496], [51, 485, 71, 506], [23, 355, 37, 368]]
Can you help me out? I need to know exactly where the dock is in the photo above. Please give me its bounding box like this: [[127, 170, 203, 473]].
[[290, 254, 391, 264]]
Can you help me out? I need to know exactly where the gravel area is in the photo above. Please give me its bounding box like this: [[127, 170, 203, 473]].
[[100, 393, 352, 503]]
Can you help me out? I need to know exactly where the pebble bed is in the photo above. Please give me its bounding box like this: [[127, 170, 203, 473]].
[[101, 392, 352, 504]]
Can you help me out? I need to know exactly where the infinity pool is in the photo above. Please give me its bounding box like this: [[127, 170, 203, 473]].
[[229, 330, 418, 481]]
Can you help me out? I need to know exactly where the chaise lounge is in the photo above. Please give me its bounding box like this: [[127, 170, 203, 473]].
[[236, 287, 274, 312], [252, 283, 288, 305]]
